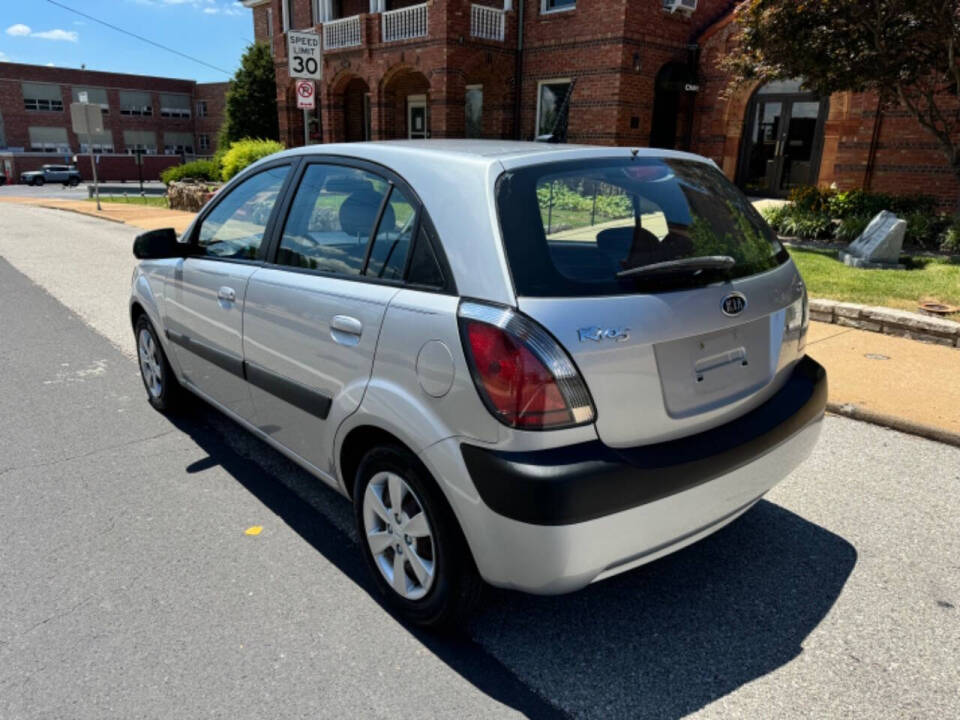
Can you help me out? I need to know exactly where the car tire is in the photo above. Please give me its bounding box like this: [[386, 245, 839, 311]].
[[353, 445, 482, 630], [69, 177, 80, 187], [34, 177, 44, 187], [134, 314, 182, 413]]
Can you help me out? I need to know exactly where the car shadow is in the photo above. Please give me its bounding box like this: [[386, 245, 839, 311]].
[[167, 402, 856, 720]]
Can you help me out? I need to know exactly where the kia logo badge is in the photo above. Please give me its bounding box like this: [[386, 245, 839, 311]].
[[721, 292, 747, 317]]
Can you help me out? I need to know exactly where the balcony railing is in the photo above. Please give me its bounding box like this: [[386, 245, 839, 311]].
[[470, 4, 505, 41], [323, 15, 362, 50], [382, 3, 428, 43]]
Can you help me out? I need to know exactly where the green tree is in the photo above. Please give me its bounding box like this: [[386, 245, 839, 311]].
[[219, 42, 279, 147], [725, 0, 960, 196]]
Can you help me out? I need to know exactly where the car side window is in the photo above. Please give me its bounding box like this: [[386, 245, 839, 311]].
[[276, 164, 389, 276], [196, 165, 290, 260], [406, 223, 445, 288], [365, 186, 416, 280]]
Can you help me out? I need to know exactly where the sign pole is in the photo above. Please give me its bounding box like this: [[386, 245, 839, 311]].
[[137, 148, 144, 195], [71, 101, 104, 210], [89, 138, 101, 211]]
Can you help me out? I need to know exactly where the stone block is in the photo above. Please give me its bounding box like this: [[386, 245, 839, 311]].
[[838, 210, 907, 268]]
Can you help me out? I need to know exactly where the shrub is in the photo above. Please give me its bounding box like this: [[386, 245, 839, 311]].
[[160, 159, 220, 185], [779, 210, 833, 239], [826, 188, 938, 220], [834, 214, 872, 243], [904, 211, 949, 250], [940, 217, 960, 254], [787, 185, 830, 213], [761, 204, 791, 232], [220, 138, 285, 181]]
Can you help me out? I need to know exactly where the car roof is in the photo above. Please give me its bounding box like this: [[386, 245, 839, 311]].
[[276, 139, 715, 173]]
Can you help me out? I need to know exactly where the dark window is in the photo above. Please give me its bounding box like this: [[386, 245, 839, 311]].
[[496, 157, 788, 297], [536, 81, 571, 141], [406, 224, 445, 288], [365, 186, 416, 280], [196, 166, 289, 259], [543, 0, 575, 11], [276, 164, 389, 276]]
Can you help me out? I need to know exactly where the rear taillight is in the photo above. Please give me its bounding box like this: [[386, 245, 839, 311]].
[[458, 301, 595, 430]]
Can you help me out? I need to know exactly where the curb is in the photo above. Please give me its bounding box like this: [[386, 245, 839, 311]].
[[827, 403, 960, 449], [809, 298, 960, 348], [33, 203, 126, 225]]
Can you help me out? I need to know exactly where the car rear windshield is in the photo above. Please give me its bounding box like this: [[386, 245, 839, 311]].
[[495, 157, 789, 297]]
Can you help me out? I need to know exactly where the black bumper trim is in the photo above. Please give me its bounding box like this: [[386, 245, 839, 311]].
[[460, 356, 827, 526]]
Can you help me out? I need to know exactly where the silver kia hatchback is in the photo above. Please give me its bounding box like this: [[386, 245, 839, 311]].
[[130, 140, 826, 627]]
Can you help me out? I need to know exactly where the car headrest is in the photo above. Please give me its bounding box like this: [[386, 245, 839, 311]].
[[339, 190, 395, 239]]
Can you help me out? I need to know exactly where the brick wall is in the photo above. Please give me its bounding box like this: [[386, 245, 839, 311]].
[[0, 62, 222, 161], [2, 152, 181, 183], [691, 15, 960, 208], [195, 82, 229, 153]]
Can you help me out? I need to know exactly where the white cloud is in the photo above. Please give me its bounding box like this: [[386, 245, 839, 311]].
[[0, 51, 9, 61], [5, 24, 79, 42], [31, 29, 79, 42], [46, 62, 55, 67]]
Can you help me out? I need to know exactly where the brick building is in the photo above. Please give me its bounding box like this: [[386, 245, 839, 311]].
[[0, 63, 228, 183], [242, 0, 958, 207]]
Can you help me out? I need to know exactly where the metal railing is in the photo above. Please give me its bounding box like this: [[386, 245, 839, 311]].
[[470, 4, 505, 41], [382, 3, 428, 43], [323, 15, 362, 50]]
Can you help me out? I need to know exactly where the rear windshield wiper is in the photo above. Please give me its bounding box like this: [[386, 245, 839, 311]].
[[616, 255, 736, 280]]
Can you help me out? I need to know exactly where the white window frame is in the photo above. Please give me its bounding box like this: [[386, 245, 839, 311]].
[[535, 78, 572, 139], [197, 100, 208, 118], [540, 0, 576, 15], [267, 7, 274, 36], [198, 134, 210, 151]]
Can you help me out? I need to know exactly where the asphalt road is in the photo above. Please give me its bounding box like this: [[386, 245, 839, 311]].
[[1, 204, 958, 719]]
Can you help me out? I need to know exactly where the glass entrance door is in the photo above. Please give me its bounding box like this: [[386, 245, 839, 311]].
[[739, 80, 827, 197]]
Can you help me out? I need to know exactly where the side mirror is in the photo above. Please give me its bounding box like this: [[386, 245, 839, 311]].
[[133, 228, 187, 259]]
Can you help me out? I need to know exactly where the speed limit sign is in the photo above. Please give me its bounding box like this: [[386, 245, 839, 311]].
[[288, 30, 322, 80]]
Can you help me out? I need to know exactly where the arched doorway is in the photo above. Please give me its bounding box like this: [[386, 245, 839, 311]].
[[650, 62, 695, 150], [381, 68, 430, 140], [737, 79, 829, 197]]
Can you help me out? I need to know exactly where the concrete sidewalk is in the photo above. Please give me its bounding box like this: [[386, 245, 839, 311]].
[[0, 196, 195, 233], [806, 321, 960, 443]]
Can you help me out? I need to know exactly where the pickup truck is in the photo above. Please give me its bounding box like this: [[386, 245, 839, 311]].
[[20, 164, 83, 187]]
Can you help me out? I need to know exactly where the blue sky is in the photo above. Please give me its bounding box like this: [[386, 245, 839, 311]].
[[0, 0, 254, 83]]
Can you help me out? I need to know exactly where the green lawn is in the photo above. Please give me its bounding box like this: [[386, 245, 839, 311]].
[[789, 246, 960, 318], [85, 195, 170, 208]]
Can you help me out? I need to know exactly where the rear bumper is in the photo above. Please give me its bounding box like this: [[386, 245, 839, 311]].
[[423, 356, 826, 594]]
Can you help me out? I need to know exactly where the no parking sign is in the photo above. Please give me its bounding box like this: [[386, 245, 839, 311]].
[[296, 79, 316, 110]]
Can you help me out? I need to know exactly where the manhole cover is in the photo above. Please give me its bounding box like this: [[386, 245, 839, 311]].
[[864, 353, 890, 360]]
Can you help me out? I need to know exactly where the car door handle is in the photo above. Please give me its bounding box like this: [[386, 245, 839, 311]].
[[331, 315, 363, 336], [217, 286, 237, 302]]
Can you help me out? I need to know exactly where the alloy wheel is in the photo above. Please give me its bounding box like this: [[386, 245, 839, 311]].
[[138, 328, 163, 399], [362, 471, 436, 601]]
